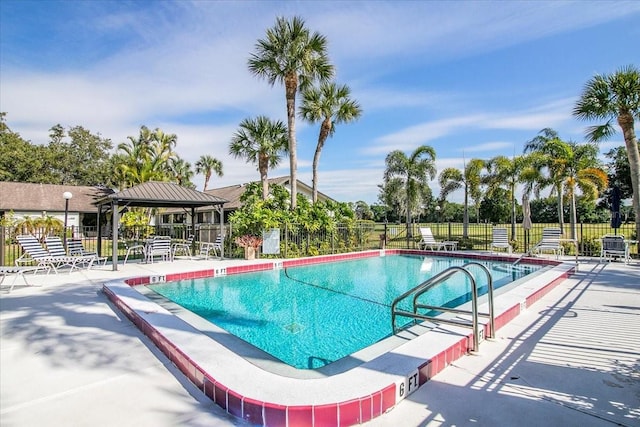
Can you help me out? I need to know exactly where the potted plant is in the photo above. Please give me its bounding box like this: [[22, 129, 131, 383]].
[[235, 234, 262, 260]]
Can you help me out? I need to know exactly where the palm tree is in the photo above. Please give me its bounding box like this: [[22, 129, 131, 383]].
[[195, 155, 223, 191], [383, 146, 437, 240], [169, 157, 194, 187], [248, 16, 334, 209], [438, 158, 485, 239], [229, 116, 289, 200], [536, 139, 608, 240], [485, 155, 532, 240], [524, 128, 568, 232], [573, 65, 640, 241], [115, 126, 176, 187], [299, 81, 362, 203]]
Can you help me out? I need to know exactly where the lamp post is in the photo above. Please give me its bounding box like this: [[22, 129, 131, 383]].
[[435, 205, 441, 237], [63, 191, 73, 249]]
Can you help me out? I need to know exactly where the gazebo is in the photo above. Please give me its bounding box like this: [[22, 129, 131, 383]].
[[95, 181, 228, 270]]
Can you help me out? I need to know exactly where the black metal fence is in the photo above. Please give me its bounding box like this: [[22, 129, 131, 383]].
[[1, 221, 636, 266]]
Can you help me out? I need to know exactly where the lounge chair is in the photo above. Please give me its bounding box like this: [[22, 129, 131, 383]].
[[490, 228, 512, 254], [16, 235, 65, 273], [145, 236, 173, 263], [531, 227, 563, 259], [45, 236, 96, 271], [172, 234, 195, 259], [418, 227, 446, 251], [199, 235, 224, 259], [0, 266, 42, 292], [600, 235, 630, 264], [67, 239, 108, 266]]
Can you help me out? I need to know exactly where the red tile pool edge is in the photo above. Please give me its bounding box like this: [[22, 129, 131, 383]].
[[109, 250, 572, 426]]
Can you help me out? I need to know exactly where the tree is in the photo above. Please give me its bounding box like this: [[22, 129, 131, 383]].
[[438, 158, 485, 238], [525, 128, 568, 231], [248, 16, 334, 209], [526, 137, 607, 239], [169, 157, 194, 188], [383, 146, 437, 237], [299, 81, 362, 203], [479, 188, 512, 224], [485, 155, 532, 240], [229, 116, 289, 200], [573, 65, 640, 241], [115, 126, 176, 187], [195, 155, 223, 191]]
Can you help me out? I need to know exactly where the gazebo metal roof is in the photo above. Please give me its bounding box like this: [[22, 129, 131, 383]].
[[95, 181, 228, 270], [96, 181, 227, 208]]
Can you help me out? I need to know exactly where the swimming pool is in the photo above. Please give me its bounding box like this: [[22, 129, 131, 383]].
[[104, 250, 575, 426], [148, 255, 541, 369]]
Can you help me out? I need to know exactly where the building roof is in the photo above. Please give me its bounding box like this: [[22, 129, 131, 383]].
[[204, 176, 332, 210], [96, 181, 228, 208], [0, 182, 113, 213]]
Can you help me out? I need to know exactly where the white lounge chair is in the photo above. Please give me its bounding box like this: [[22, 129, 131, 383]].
[[0, 266, 42, 292], [45, 236, 96, 271], [600, 235, 630, 264], [418, 227, 446, 251], [490, 228, 512, 254], [15, 235, 70, 274], [531, 228, 564, 259], [67, 239, 108, 266]]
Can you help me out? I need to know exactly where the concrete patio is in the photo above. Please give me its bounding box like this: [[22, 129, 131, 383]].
[[1, 256, 638, 426]]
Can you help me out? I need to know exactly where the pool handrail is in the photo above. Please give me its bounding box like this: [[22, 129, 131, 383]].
[[390, 262, 495, 352], [413, 261, 495, 338]]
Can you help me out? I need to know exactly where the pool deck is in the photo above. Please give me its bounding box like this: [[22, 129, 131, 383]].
[[1, 253, 639, 426]]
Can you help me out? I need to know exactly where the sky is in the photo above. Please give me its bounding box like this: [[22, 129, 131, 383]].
[[1, 0, 639, 205]]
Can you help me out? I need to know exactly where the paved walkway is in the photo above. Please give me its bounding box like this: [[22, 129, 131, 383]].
[[1, 258, 639, 426]]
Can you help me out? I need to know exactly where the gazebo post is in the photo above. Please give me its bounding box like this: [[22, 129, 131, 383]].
[[217, 204, 224, 259], [111, 201, 119, 271]]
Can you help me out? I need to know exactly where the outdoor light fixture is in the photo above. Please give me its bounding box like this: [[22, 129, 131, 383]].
[[63, 191, 73, 248]]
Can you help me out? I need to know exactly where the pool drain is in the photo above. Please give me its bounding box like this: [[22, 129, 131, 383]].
[[283, 322, 304, 333]]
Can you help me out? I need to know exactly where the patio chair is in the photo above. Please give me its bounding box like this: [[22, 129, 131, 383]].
[[1, 266, 42, 292], [531, 227, 563, 259], [45, 236, 96, 271], [600, 235, 630, 264], [146, 236, 173, 263], [123, 241, 146, 264], [418, 227, 446, 250], [172, 234, 195, 259], [15, 235, 72, 274], [490, 228, 512, 254], [67, 239, 108, 266], [199, 235, 224, 259]]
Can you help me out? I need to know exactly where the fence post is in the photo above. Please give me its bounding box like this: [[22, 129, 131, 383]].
[[0, 226, 5, 266], [448, 222, 452, 240]]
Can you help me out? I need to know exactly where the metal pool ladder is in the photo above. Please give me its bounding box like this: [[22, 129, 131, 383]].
[[390, 262, 494, 352]]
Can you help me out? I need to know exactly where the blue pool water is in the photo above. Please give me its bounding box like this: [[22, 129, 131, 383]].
[[148, 255, 540, 369]]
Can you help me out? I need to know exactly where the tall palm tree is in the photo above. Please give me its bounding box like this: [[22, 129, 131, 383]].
[[383, 146, 437, 238], [229, 116, 289, 200], [195, 155, 223, 191], [525, 128, 568, 232], [485, 155, 532, 240], [299, 81, 362, 203], [573, 65, 640, 241], [535, 139, 608, 240], [248, 16, 334, 209], [438, 158, 485, 239]]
